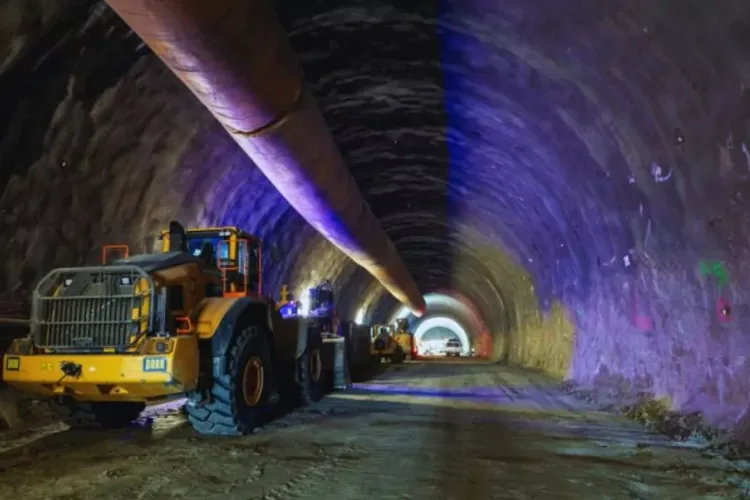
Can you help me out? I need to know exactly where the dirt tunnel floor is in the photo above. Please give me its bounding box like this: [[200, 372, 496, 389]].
[[1, 360, 749, 499]]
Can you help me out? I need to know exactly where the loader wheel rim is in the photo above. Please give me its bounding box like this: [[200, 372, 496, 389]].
[[309, 348, 322, 382], [242, 357, 264, 406]]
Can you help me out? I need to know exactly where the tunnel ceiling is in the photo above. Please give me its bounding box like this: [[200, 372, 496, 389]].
[[4, 0, 750, 431]]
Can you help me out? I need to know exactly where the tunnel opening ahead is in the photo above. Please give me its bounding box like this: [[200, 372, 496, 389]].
[[386, 292, 493, 358], [414, 316, 471, 356]]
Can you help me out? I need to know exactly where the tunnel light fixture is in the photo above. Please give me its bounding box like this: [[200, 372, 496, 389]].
[[355, 307, 365, 325], [390, 305, 411, 325], [298, 287, 311, 317]]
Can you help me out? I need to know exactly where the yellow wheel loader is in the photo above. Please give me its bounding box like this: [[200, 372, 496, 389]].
[[2, 221, 327, 436], [391, 318, 416, 361], [369, 324, 404, 364]]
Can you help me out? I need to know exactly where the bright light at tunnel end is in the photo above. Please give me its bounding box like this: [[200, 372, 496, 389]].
[[414, 317, 471, 355]]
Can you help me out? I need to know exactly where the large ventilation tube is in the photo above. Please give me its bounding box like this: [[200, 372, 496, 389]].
[[104, 0, 426, 316]]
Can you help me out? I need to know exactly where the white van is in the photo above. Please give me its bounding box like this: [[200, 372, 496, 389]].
[[444, 338, 461, 357]]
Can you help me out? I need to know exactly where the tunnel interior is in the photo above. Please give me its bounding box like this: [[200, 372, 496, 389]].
[[2, 0, 750, 438]]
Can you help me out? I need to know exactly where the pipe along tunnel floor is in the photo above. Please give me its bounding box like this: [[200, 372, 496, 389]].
[[0, 360, 747, 499]]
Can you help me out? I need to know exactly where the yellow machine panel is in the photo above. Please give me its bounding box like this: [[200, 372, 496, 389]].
[[392, 319, 414, 360], [194, 297, 244, 339], [3, 335, 200, 402], [369, 324, 400, 363]]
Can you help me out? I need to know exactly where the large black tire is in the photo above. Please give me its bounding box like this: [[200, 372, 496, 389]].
[[50, 398, 145, 429], [392, 347, 405, 364], [297, 331, 325, 405], [185, 325, 274, 436]]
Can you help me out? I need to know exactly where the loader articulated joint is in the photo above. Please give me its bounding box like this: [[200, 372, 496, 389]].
[[60, 361, 82, 378]]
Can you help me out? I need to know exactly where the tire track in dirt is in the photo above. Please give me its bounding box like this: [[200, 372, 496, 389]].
[[250, 440, 373, 500], [425, 361, 583, 498], [254, 459, 337, 500], [0, 361, 746, 499]]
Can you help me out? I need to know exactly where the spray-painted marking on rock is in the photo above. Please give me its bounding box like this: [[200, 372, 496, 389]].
[[699, 260, 729, 286], [699, 260, 733, 323], [700, 260, 732, 324]]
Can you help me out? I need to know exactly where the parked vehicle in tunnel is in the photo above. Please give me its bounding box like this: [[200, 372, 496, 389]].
[[277, 282, 338, 330], [274, 280, 347, 388], [302, 280, 339, 338], [1, 221, 332, 436], [392, 318, 416, 361], [307, 281, 335, 317], [445, 338, 462, 357], [276, 284, 299, 318], [369, 324, 404, 363]]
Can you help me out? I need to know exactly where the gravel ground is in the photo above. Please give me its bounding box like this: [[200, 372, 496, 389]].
[[0, 359, 748, 499]]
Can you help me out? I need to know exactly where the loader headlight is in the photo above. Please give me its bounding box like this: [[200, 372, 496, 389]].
[[138, 338, 174, 355], [119, 276, 132, 286], [7, 338, 32, 355], [63, 278, 73, 287]]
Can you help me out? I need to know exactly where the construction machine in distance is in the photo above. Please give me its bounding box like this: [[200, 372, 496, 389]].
[[277, 280, 338, 335], [306, 280, 339, 337], [276, 284, 298, 318], [275, 280, 351, 389], [391, 318, 417, 361], [2, 221, 328, 436], [369, 324, 404, 363]]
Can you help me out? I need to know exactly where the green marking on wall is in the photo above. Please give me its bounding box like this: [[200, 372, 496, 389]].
[[699, 260, 728, 286]]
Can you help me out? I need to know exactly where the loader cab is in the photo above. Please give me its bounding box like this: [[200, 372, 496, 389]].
[[370, 324, 392, 341], [160, 225, 262, 298], [308, 280, 334, 316], [277, 284, 299, 318], [395, 318, 409, 333]]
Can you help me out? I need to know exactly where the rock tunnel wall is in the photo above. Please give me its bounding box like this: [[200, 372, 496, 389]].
[[4, 0, 750, 436]]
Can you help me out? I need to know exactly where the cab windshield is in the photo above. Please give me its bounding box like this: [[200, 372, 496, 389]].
[[186, 236, 229, 260]]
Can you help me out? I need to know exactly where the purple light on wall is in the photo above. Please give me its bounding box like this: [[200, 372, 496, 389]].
[[632, 292, 652, 332]]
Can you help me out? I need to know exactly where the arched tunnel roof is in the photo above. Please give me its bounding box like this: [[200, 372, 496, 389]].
[[2, 0, 750, 434]]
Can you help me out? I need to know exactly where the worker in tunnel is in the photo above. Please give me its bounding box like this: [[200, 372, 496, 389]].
[[1, 0, 750, 498]]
